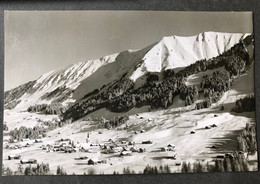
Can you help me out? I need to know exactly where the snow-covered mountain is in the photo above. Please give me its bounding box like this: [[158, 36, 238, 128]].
[[4, 31, 250, 111]]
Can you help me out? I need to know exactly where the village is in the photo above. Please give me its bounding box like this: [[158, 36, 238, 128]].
[[4, 126, 178, 167]]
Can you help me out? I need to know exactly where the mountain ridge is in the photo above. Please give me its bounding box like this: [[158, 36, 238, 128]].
[[4, 32, 250, 111]]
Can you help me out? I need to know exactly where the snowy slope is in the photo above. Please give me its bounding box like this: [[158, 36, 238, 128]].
[[5, 32, 250, 110], [130, 32, 249, 81], [6, 53, 119, 110]]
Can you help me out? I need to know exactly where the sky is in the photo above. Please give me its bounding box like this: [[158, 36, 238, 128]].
[[4, 11, 253, 91]]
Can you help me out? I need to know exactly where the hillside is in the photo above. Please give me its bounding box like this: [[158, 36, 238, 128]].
[[4, 32, 249, 113]]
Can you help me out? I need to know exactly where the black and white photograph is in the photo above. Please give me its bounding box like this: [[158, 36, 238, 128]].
[[2, 11, 257, 175]]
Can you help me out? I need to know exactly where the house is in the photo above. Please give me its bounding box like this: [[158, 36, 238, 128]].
[[128, 141, 135, 146], [211, 145, 217, 149], [139, 148, 146, 153], [109, 138, 115, 143], [120, 151, 132, 156], [90, 143, 99, 147], [20, 159, 37, 164], [74, 156, 88, 160], [88, 158, 99, 165], [167, 144, 175, 149], [142, 140, 153, 144], [161, 147, 168, 152], [21, 138, 30, 142], [130, 147, 139, 152], [113, 147, 123, 153], [205, 126, 211, 129], [175, 162, 181, 166], [8, 154, 21, 160], [122, 146, 130, 151], [100, 159, 107, 164], [35, 139, 43, 143]]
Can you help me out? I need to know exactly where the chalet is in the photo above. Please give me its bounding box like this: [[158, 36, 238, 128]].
[[99, 144, 105, 148], [120, 151, 132, 156], [74, 156, 88, 160], [65, 147, 76, 153], [139, 148, 146, 153], [128, 141, 135, 145], [88, 158, 99, 165], [21, 138, 30, 142], [130, 147, 139, 152], [53, 147, 59, 152], [211, 145, 217, 149], [109, 138, 116, 143], [113, 147, 123, 153], [161, 147, 168, 152], [15, 144, 22, 149], [20, 159, 37, 164], [90, 143, 99, 147], [9, 145, 19, 149], [35, 139, 43, 143], [122, 147, 130, 151], [167, 144, 175, 149], [8, 154, 21, 160], [175, 162, 181, 166], [142, 140, 153, 144], [100, 159, 107, 164], [21, 142, 30, 147], [121, 141, 127, 144]]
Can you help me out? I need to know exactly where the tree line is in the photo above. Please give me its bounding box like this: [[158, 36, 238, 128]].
[[2, 163, 67, 176], [232, 95, 255, 113], [60, 34, 253, 121], [9, 126, 47, 141], [27, 103, 67, 115], [181, 151, 249, 173]]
